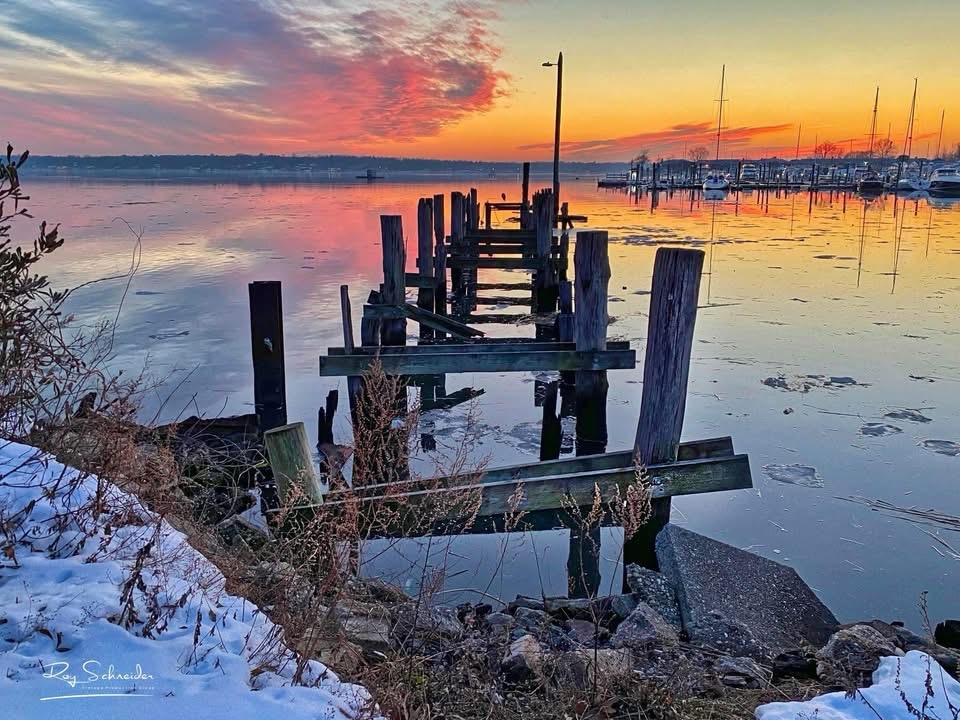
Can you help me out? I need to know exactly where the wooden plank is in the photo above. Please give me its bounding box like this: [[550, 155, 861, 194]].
[[464, 230, 537, 240], [402, 303, 484, 338], [446, 257, 545, 270], [624, 247, 705, 577], [315, 454, 751, 528], [476, 282, 531, 291], [327, 340, 631, 356], [405, 273, 436, 289], [248, 281, 287, 432], [327, 436, 735, 500], [319, 348, 636, 376], [474, 295, 533, 306]]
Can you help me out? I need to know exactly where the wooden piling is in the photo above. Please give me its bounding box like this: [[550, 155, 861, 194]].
[[317, 390, 338, 446], [521, 162, 531, 229], [264, 422, 323, 504], [417, 199, 435, 341], [573, 231, 610, 457], [340, 284, 363, 419], [623, 247, 704, 578], [532, 190, 558, 313], [248, 281, 287, 432], [469, 187, 479, 232], [450, 192, 465, 302], [380, 215, 407, 346]]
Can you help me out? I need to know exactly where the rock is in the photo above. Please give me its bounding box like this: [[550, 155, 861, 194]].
[[624, 564, 682, 632], [543, 596, 612, 623], [514, 606, 550, 630], [558, 648, 633, 688], [507, 595, 545, 613], [773, 649, 818, 680], [485, 612, 515, 635], [216, 514, 269, 550], [565, 619, 609, 646], [715, 655, 771, 688], [501, 634, 545, 682], [851, 620, 960, 678], [656, 524, 838, 658], [610, 600, 678, 650], [816, 624, 903, 686], [608, 593, 639, 623], [937, 620, 960, 650], [355, 577, 411, 604], [334, 601, 393, 654], [241, 561, 315, 613], [392, 603, 463, 643]]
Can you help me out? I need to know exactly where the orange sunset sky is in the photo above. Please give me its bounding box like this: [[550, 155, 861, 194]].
[[3, 0, 959, 161]]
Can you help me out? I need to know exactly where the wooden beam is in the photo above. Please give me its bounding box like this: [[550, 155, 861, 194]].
[[401, 303, 484, 338], [417, 198, 435, 342], [476, 282, 531, 291], [446, 257, 545, 270], [319, 348, 636, 376], [311, 453, 751, 533], [327, 340, 631, 356], [327, 436, 735, 500]]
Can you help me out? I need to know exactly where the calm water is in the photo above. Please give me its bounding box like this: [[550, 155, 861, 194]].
[[31, 178, 960, 626]]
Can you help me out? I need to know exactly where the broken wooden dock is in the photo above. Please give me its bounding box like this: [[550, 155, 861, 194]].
[[246, 165, 753, 597]]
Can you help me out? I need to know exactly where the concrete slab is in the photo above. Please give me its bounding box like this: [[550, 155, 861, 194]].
[[656, 524, 838, 658]]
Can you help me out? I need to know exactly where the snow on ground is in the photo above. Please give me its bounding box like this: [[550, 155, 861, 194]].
[[756, 651, 960, 720], [0, 440, 373, 718]]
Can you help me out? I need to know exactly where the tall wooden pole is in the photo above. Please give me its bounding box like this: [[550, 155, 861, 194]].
[[623, 248, 704, 580], [248, 281, 287, 432]]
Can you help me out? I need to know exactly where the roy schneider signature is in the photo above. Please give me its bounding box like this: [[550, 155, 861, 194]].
[[40, 659, 155, 699]]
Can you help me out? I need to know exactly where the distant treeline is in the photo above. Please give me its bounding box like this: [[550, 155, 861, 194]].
[[24, 154, 629, 176]]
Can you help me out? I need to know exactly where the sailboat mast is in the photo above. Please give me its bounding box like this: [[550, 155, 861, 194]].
[[935, 109, 945, 159], [868, 86, 879, 159], [903, 78, 917, 159], [715, 64, 725, 162]]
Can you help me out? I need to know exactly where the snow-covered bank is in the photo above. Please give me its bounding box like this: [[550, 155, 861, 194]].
[[756, 651, 960, 720], [0, 440, 372, 718]]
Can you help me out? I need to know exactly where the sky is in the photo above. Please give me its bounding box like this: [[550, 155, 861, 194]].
[[3, 0, 960, 161]]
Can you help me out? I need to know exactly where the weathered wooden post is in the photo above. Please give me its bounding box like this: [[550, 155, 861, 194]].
[[532, 189, 558, 313], [340, 285, 364, 421], [317, 390, 338, 446], [449, 191, 465, 310], [264, 422, 323, 504], [380, 215, 407, 347], [469, 187, 479, 231], [520, 162, 531, 229], [432, 194, 447, 338], [573, 230, 610, 457], [248, 281, 287, 432], [622, 247, 705, 579], [417, 198, 435, 341], [484, 201, 492, 230], [567, 230, 610, 598]]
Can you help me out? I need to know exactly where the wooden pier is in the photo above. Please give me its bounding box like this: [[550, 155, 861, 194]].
[[249, 173, 754, 597]]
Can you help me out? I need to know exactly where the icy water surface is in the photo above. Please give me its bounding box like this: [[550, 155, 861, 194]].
[[31, 179, 960, 626]]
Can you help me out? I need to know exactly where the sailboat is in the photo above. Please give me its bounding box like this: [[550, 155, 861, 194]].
[[703, 65, 731, 192], [857, 87, 885, 195], [895, 79, 928, 193]]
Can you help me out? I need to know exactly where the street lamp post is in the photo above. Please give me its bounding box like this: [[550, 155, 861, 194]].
[[542, 52, 563, 223]]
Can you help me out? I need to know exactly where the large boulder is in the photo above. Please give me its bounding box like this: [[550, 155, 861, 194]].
[[843, 620, 959, 679], [816, 624, 903, 687], [610, 600, 678, 650], [656, 524, 838, 658]]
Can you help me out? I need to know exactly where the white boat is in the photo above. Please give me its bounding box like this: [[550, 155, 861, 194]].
[[895, 177, 930, 192], [703, 172, 730, 191], [739, 163, 760, 184], [928, 166, 960, 197]]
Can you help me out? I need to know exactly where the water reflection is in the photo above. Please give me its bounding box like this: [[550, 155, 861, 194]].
[[33, 178, 960, 626]]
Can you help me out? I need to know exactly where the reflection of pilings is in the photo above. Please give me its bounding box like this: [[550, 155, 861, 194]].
[[539, 380, 562, 462]]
